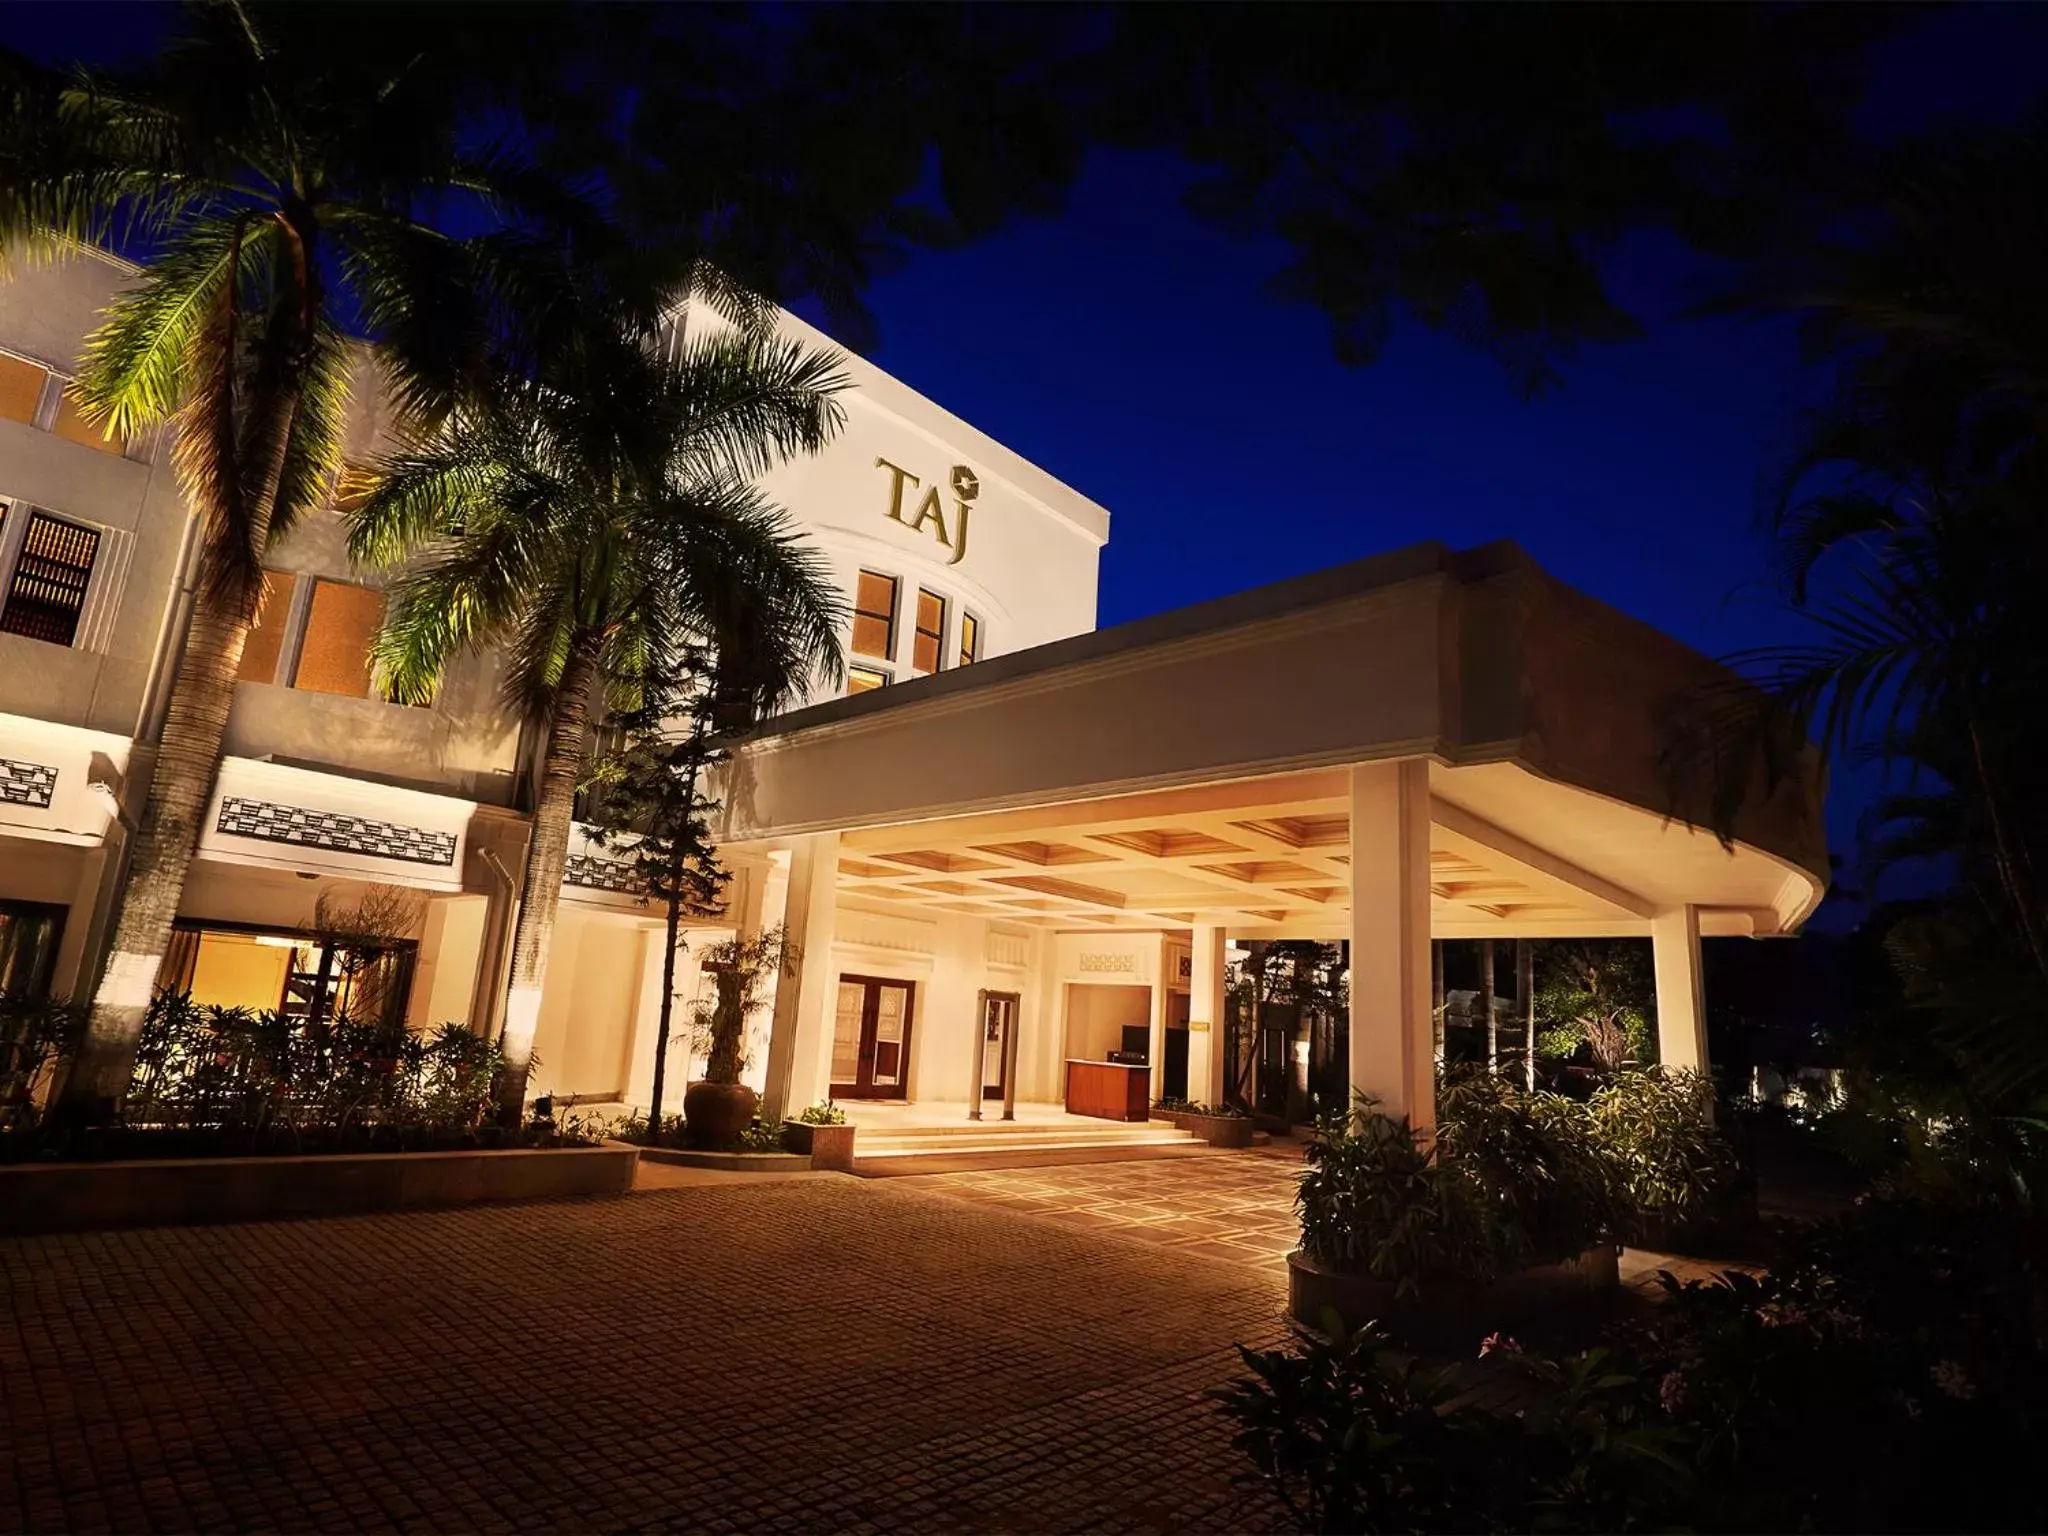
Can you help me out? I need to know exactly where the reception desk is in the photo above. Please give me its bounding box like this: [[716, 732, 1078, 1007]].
[[1064, 1059, 1150, 1123]]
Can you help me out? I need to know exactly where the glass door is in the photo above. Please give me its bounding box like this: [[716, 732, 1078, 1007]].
[[829, 975, 916, 1099]]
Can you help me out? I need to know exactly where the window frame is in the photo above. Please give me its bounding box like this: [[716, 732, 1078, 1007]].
[[846, 663, 891, 695], [851, 569, 899, 665], [959, 610, 983, 669], [912, 587, 947, 675], [0, 506, 102, 648]]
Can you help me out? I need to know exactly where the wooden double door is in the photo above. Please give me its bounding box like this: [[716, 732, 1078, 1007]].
[[831, 975, 915, 1099]]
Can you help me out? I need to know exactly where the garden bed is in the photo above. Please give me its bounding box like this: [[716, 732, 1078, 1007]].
[[1287, 1244, 1621, 1349], [1163, 1108, 1257, 1147], [0, 1143, 639, 1234], [779, 1120, 856, 1170], [627, 1141, 813, 1173]]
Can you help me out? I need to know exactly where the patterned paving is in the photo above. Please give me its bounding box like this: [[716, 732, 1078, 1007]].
[[914, 1145, 1747, 1300], [1, 1178, 1291, 1534], [915, 1147, 1311, 1271]]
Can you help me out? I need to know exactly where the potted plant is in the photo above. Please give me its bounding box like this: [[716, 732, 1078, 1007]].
[[780, 1100, 856, 1170], [683, 925, 797, 1150], [1153, 1095, 1257, 1147]]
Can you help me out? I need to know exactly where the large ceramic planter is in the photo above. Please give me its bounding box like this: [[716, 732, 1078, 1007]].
[[1287, 1245, 1621, 1351], [781, 1121, 857, 1171], [683, 1080, 759, 1150], [1168, 1110, 1255, 1148]]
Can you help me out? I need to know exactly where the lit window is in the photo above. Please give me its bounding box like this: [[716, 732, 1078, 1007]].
[[51, 388, 125, 455], [236, 570, 297, 684], [0, 354, 48, 426], [0, 510, 99, 647], [959, 612, 982, 668], [912, 588, 945, 674], [847, 665, 889, 695], [852, 570, 897, 662], [291, 579, 384, 698]]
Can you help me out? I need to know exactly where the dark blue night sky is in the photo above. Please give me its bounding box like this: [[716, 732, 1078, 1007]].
[[9, 1, 2048, 913]]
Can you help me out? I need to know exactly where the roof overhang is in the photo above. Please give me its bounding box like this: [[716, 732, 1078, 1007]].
[[716, 541, 1828, 939]]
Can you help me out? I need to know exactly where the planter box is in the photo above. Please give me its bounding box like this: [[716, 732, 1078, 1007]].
[[1165, 1110, 1256, 1148], [780, 1121, 856, 1171], [1288, 1245, 1621, 1351], [630, 1143, 812, 1173], [0, 1144, 639, 1236]]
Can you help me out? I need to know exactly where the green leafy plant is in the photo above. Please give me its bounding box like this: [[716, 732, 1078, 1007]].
[[735, 1114, 789, 1153], [1436, 1069, 1621, 1266], [1214, 1315, 1687, 1533], [691, 926, 799, 1088], [1296, 1098, 1513, 1292], [796, 1101, 846, 1126], [1154, 1096, 1248, 1119], [1587, 1068, 1740, 1239]]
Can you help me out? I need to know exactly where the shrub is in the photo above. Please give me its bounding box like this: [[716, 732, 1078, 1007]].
[[1297, 1101, 1515, 1291], [1586, 1068, 1739, 1238], [735, 1114, 789, 1153], [1155, 1096, 1248, 1118], [3, 988, 585, 1160], [796, 1101, 847, 1125], [1214, 1316, 1687, 1533], [1436, 1069, 1620, 1265]]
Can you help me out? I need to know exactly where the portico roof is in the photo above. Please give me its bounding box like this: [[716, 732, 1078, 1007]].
[[717, 541, 1828, 940]]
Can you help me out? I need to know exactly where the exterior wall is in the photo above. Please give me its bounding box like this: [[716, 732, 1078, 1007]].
[[528, 907, 648, 1102], [1, 249, 1109, 1088]]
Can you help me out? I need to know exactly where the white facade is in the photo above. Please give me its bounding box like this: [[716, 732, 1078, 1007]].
[[0, 246, 1110, 1108], [2, 246, 1825, 1132]]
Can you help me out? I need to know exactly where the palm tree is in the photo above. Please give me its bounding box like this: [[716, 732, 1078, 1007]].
[[348, 317, 846, 1117], [0, 4, 602, 1117]]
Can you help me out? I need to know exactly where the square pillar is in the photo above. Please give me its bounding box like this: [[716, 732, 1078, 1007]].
[[1188, 924, 1228, 1106], [1348, 759, 1435, 1136], [761, 831, 840, 1119], [1147, 936, 1171, 1104], [1652, 905, 1709, 1073]]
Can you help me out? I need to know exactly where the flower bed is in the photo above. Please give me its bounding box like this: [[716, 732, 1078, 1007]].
[[1154, 1097, 1256, 1147], [1287, 1243, 1620, 1348], [0, 1143, 639, 1234]]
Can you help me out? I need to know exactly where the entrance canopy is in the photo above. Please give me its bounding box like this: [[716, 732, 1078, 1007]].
[[717, 541, 1828, 942]]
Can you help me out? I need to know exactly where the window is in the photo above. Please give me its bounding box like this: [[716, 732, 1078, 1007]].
[[846, 666, 889, 694], [159, 922, 416, 1029], [912, 588, 946, 674], [0, 899, 66, 999], [0, 510, 99, 646], [0, 354, 47, 426], [51, 388, 125, 456], [291, 579, 384, 698], [236, 570, 297, 683], [852, 570, 897, 663], [959, 611, 982, 668]]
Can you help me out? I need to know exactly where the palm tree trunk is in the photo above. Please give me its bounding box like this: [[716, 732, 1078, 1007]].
[[60, 602, 258, 1117], [1481, 939, 1498, 1073], [496, 633, 602, 1120], [1518, 939, 1535, 1091]]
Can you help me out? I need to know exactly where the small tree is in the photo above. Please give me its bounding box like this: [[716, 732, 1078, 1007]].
[[1535, 939, 1657, 1075], [587, 665, 730, 1137], [692, 925, 798, 1088]]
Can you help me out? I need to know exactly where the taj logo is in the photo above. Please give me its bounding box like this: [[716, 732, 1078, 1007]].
[[876, 458, 980, 566]]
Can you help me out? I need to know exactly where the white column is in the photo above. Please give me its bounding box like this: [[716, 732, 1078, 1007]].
[[1147, 935, 1171, 1103], [1651, 905, 1709, 1073], [1348, 759, 1435, 1137], [1188, 924, 1228, 1106], [760, 831, 840, 1119]]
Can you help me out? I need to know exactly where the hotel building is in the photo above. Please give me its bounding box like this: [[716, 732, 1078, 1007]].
[[0, 248, 1827, 1153]]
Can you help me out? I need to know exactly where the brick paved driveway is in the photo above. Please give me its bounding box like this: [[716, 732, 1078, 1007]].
[[2, 1176, 1290, 1534], [916, 1148, 1309, 1272]]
